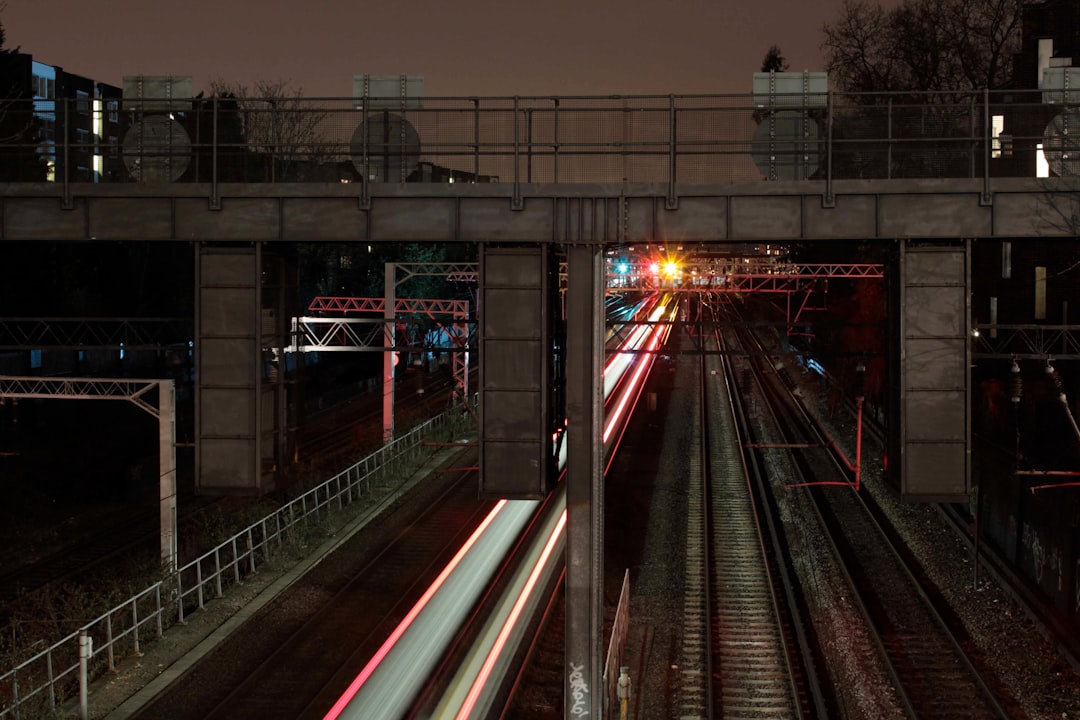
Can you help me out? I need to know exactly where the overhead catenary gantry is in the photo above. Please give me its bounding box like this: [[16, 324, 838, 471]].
[[281, 262, 480, 446], [294, 291, 472, 443], [0, 377, 177, 570], [0, 317, 191, 351], [972, 324, 1080, 359]]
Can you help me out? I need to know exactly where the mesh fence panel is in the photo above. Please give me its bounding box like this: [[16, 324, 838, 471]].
[[0, 90, 1073, 184]]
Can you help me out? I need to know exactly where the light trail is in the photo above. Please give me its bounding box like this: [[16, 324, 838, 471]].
[[442, 299, 676, 719], [603, 303, 668, 399], [453, 509, 568, 719], [603, 304, 675, 443], [322, 500, 509, 720], [326, 293, 674, 719]]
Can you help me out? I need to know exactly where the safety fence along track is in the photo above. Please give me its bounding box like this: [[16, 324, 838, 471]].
[[0, 409, 465, 719], [133, 457, 489, 720]]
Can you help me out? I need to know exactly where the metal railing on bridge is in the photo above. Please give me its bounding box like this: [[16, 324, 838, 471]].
[[0, 89, 1073, 197]]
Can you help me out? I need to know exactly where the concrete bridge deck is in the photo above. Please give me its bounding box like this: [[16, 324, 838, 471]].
[[0, 177, 1074, 244]]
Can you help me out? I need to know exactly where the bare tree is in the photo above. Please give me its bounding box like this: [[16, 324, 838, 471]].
[[820, 0, 1023, 178], [206, 79, 332, 181], [822, 0, 1023, 95], [0, 7, 9, 54], [1039, 181, 1080, 249]]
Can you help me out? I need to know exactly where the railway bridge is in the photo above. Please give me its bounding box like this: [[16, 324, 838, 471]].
[[1, 168, 1074, 502], [3, 87, 1080, 718]]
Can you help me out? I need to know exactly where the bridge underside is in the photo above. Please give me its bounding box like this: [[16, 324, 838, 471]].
[[2, 177, 1075, 501]]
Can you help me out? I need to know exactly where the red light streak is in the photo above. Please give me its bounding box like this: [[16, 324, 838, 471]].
[[326, 295, 673, 719], [455, 302, 670, 716], [604, 323, 649, 376], [322, 499, 509, 720], [454, 509, 568, 719], [603, 324, 665, 443]]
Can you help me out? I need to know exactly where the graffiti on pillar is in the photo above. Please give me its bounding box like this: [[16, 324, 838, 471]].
[[568, 662, 590, 716], [1022, 524, 1046, 585]]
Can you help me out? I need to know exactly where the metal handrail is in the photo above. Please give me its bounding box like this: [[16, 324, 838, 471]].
[[1, 89, 1068, 187], [0, 407, 464, 718]]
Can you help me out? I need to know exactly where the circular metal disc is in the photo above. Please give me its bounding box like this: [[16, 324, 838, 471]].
[[121, 115, 192, 183], [1043, 109, 1080, 177], [351, 113, 421, 182]]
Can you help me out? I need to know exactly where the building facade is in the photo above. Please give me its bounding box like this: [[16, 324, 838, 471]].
[[0, 52, 124, 182]]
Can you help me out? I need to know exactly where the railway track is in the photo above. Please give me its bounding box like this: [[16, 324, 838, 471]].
[[297, 368, 469, 461], [736, 309, 1011, 720], [127, 448, 489, 720], [699, 302, 810, 719], [813, 485, 1008, 718], [0, 504, 154, 609], [500, 295, 1069, 718]]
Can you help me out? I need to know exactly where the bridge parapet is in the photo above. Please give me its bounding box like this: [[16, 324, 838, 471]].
[[1, 89, 1076, 194]]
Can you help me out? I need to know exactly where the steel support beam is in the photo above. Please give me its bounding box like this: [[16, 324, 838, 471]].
[[159, 381, 177, 570], [565, 245, 605, 719], [0, 317, 191, 350], [972, 324, 1080, 359], [383, 263, 396, 443]]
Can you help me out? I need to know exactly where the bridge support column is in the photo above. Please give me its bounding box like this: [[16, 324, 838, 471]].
[[565, 244, 605, 720], [896, 239, 972, 501], [196, 243, 294, 494]]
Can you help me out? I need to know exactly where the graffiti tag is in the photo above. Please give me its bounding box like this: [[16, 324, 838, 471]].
[[568, 662, 590, 716]]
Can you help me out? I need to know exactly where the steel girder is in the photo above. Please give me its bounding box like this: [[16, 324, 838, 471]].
[[0, 318, 191, 350], [0, 376, 178, 569], [972, 324, 1080, 359]]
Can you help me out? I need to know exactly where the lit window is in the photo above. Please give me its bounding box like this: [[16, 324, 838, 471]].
[[1037, 143, 1050, 178], [991, 115, 1004, 159], [92, 99, 103, 140]]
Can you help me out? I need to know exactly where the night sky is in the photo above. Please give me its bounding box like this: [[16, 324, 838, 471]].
[[2, 0, 895, 98]]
